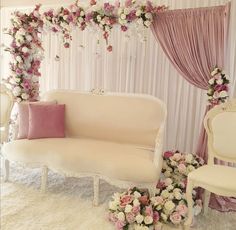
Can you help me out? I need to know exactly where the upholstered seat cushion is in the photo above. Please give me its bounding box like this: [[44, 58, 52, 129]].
[[189, 165, 236, 193], [2, 138, 158, 183]]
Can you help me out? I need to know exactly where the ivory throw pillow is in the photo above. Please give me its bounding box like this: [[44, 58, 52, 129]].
[[28, 104, 65, 139], [17, 101, 57, 139]]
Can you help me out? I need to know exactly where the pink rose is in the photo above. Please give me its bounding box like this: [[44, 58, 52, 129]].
[[139, 195, 149, 206], [125, 0, 132, 7], [145, 205, 153, 216], [214, 84, 228, 92], [107, 45, 113, 52], [115, 220, 126, 230], [126, 212, 135, 224], [170, 212, 182, 225], [120, 195, 133, 208], [155, 196, 164, 205], [176, 204, 188, 216], [156, 181, 165, 189], [121, 25, 128, 32], [153, 211, 160, 224], [178, 163, 186, 174], [64, 42, 70, 48], [90, 0, 96, 6], [132, 205, 140, 215], [163, 151, 174, 158], [214, 72, 221, 80]]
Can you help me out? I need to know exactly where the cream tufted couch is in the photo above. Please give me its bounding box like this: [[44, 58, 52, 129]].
[[2, 90, 167, 205]]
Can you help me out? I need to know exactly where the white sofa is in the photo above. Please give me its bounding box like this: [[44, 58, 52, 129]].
[[2, 90, 167, 205]]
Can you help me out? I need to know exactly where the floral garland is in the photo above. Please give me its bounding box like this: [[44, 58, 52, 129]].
[[108, 151, 204, 230], [4, 0, 167, 102], [207, 67, 229, 106]]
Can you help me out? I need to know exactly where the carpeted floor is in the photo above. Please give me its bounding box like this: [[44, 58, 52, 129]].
[[1, 162, 236, 230]]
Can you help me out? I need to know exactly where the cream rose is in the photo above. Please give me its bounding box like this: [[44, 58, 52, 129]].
[[135, 214, 144, 224], [144, 216, 153, 225]]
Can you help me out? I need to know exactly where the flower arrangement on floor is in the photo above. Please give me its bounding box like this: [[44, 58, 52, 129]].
[[207, 67, 230, 106], [4, 0, 167, 102], [108, 151, 204, 230]]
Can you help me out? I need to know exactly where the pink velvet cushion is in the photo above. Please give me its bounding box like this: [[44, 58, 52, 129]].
[[28, 104, 65, 139], [17, 101, 57, 139]]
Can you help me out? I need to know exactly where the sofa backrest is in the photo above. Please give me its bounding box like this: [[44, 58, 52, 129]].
[[43, 90, 167, 148]]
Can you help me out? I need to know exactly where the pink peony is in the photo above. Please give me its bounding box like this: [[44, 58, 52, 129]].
[[115, 220, 126, 230], [170, 212, 182, 225], [132, 205, 140, 215], [153, 211, 160, 223], [120, 195, 133, 208], [139, 195, 149, 206], [164, 151, 174, 158], [108, 212, 118, 223], [126, 212, 135, 224], [176, 204, 188, 216]]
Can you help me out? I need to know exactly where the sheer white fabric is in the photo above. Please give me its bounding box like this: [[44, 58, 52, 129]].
[[0, 0, 235, 153]]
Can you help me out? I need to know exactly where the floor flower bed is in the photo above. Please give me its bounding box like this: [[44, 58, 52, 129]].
[[108, 151, 204, 230]]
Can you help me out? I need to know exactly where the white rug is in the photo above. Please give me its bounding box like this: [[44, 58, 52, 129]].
[[1, 162, 236, 230]]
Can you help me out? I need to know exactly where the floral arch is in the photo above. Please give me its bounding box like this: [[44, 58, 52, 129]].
[[4, 0, 167, 102]]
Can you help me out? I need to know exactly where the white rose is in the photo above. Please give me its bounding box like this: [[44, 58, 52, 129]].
[[173, 188, 181, 193], [124, 8, 130, 15], [112, 193, 120, 202], [219, 90, 228, 98], [208, 78, 215, 85], [174, 192, 182, 200], [125, 204, 133, 213], [133, 198, 140, 206], [144, 216, 153, 225], [216, 79, 223, 85], [145, 13, 152, 19], [13, 86, 21, 96], [21, 93, 29, 100], [117, 212, 125, 221], [164, 170, 171, 177], [108, 201, 118, 210], [32, 76, 39, 83], [185, 153, 193, 163], [164, 178, 173, 186], [134, 191, 141, 198], [136, 9, 142, 17], [14, 77, 21, 83], [63, 15, 67, 20], [120, 14, 126, 20], [16, 56, 23, 63], [135, 214, 144, 224], [78, 17, 84, 23], [161, 190, 169, 199], [26, 35, 32, 42], [167, 185, 174, 191], [164, 200, 175, 211], [211, 68, 219, 76], [80, 11, 85, 16], [213, 91, 219, 98], [16, 97, 22, 103], [161, 213, 167, 221], [18, 28, 26, 35], [118, 18, 127, 25], [187, 165, 195, 173], [100, 20, 105, 25], [118, 8, 123, 15], [97, 15, 102, 22], [194, 205, 202, 216], [22, 47, 29, 53], [144, 20, 151, 27], [137, 18, 143, 25]]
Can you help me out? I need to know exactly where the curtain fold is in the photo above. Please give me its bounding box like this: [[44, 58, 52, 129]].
[[151, 3, 236, 211]]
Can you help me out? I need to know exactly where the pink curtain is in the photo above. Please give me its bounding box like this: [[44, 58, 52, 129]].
[[151, 4, 236, 211]]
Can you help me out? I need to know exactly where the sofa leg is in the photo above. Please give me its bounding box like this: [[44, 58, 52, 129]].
[[93, 175, 99, 206], [3, 159, 10, 182], [40, 165, 48, 193]]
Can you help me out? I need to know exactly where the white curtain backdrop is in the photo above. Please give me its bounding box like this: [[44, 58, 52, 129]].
[[0, 0, 235, 153]]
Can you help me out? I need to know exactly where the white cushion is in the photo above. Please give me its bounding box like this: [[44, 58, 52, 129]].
[[189, 165, 236, 193], [2, 138, 158, 183]]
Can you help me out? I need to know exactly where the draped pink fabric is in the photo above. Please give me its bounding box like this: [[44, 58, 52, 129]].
[[151, 4, 236, 211]]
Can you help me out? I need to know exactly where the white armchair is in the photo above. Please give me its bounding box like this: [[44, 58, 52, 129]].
[[185, 99, 236, 228], [0, 83, 14, 181]]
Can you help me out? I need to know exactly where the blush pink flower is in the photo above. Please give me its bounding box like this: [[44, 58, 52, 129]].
[[176, 204, 188, 216], [170, 212, 182, 225], [120, 195, 133, 208], [178, 163, 186, 174], [108, 212, 118, 223], [132, 205, 140, 215], [126, 212, 135, 224], [145, 205, 153, 216], [115, 220, 126, 230], [121, 25, 128, 32], [107, 45, 113, 52]]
